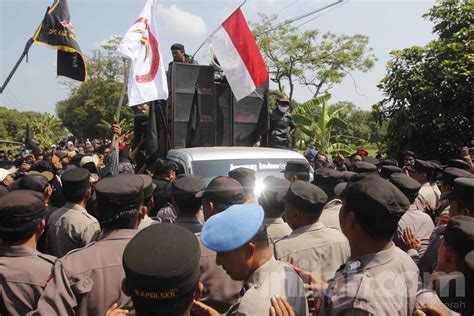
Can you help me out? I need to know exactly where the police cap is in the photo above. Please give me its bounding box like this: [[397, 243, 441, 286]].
[[228, 167, 256, 193], [123, 223, 201, 300], [389, 173, 421, 203], [202, 176, 244, 206], [61, 168, 90, 193], [379, 165, 402, 179], [341, 174, 409, 218], [201, 203, 264, 252], [139, 175, 155, 200], [95, 174, 144, 211], [282, 180, 328, 214], [259, 176, 290, 209], [446, 159, 470, 171], [441, 177, 474, 203], [0, 190, 45, 228], [438, 167, 473, 185], [312, 168, 343, 188], [19, 174, 49, 193], [436, 216, 474, 257], [362, 155, 379, 165], [282, 160, 310, 174], [352, 161, 377, 174], [172, 175, 206, 198], [405, 159, 433, 173]]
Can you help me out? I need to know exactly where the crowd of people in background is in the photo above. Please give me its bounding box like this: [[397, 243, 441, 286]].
[[0, 126, 473, 316]]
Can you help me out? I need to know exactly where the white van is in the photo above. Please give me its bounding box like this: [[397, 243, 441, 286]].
[[166, 146, 311, 195]]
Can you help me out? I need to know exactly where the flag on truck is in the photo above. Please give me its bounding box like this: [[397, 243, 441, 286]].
[[208, 8, 268, 101], [117, 0, 168, 106], [33, 0, 87, 82]]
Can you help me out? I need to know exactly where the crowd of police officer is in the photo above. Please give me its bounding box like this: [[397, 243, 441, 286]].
[[1, 136, 473, 316]]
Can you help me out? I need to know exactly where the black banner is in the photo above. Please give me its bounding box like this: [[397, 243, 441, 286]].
[[33, 0, 87, 81]]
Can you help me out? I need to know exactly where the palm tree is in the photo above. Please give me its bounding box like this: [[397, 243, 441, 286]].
[[30, 114, 67, 147], [292, 93, 358, 155]]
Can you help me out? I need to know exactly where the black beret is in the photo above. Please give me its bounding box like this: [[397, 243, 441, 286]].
[[446, 159, 470, 171], [428, 160, 443, 172], [170, 43, 185, 51], [389, 173, 421, 202], [341, 171, 356, 182], [352, 161, 377, 174], [334, 182, 347, 197], [362, 156, 379, 165], [153, 179, 172, 202], [123, 223, 200, 300], [441, 177, 474, 203], [0, 190, 45, 227], [228, 168, 256, 192], [260, 176, 290, 206], [341, 174, 409, 217], [378, 158, 399, 167], [466, 250, 474, 275], [19, 174, 49, 193], [379, 165, 403, 179], [95, 174, 144, 211], [405, 159, 434, 173], [61, 168, 90, 193], [139, 175, 155, 200], [282, 160, 310, 174], [202, 176, 244, 205], [312, 168, 343, 188], [437, 216, 474, 257], [172, 175, 206, 198], [282, 181, 328, 213], [263, 176, 290, 198], [438, 167, 473, 185]]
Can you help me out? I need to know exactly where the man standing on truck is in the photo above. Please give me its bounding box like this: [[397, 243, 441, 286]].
[[269, 93, 296, 149]]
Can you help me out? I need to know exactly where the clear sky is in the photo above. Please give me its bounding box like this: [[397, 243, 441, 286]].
[[0, 0, 436, 114]]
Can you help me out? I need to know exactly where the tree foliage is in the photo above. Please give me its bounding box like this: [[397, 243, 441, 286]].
[[252, 14, 376, 101], [0, 107, 67, 147], [378, 0, 473, 161], [56, 37, 134, 140], [293, 94, 355, 155]]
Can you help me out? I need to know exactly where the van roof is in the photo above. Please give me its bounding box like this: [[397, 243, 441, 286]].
[[167, 146, 306, 162]]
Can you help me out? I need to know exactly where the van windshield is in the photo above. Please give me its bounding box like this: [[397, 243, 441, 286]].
[[191, 158, 310, 194]]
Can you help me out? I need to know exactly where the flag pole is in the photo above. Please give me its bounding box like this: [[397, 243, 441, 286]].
[[191, 0, 247, 59], [0, 38, 34, 94], [112, 59, 130, 149]]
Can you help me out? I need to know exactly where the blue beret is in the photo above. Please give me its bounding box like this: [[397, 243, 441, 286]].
[[201, 203, 264, 252]]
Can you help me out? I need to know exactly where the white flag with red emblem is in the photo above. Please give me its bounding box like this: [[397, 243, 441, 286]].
[[209, 8, 268, 101], [117, 0, 168, 106]]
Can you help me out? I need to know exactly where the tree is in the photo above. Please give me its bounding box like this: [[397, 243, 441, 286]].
[[292, 93, 355, 155], [0, 107, 67, 148], [56, 37, 134, 140], [252, 14, 376, 102], [29, 113, 68, 147], [378, 0, 473, 161]]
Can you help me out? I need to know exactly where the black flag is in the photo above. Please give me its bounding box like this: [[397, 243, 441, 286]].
[[145, 102, 159, 165], [185, 86, 202, 148], [33, 0, 87, 81], [254, 90, 270, 145], [25, 124, 41, 155]]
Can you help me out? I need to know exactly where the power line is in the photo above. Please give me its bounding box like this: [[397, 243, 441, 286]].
[[257, 0, 344, 35], [295, 1, 347, 28]]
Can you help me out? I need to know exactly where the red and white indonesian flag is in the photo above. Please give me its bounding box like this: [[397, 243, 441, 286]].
[[209, 8, 268, 101], [117, 0, 168, 106]]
